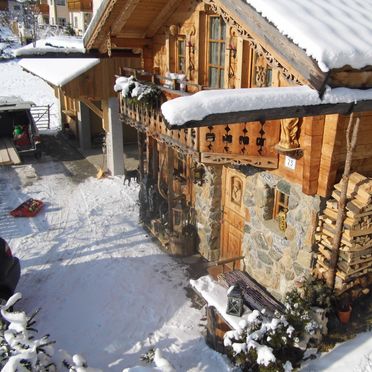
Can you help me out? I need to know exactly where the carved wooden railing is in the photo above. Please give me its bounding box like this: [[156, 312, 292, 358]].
[[120, 97, 199, 154], [118, 67, 280, 169]]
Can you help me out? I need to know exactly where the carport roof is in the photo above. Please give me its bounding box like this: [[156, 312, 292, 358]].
[[18, 58, 100, 87]]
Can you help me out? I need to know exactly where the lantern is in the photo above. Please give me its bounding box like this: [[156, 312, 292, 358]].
[[226, 285, 244, 317]]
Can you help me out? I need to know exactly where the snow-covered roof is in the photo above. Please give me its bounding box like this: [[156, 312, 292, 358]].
[[18, 58, 100, 87], [244, 0, 372, 72], [161, 86, 372, 127], [14, 36, 86, 57], [0, 96, 34, 111]]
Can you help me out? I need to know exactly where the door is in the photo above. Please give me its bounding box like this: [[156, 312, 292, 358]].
[[220, 167, 247, 265]]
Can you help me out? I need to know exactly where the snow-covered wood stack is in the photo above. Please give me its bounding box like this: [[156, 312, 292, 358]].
[[314, 172, 372, 295]]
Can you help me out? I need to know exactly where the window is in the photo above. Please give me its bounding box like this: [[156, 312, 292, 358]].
[[56, 0, 65, 5], [177, 38, 186, 73], [208, 16, 226, 88], [58, 17, 66, 26], [254, 53, 273, 87], [273, 189, 289, 231], [74, 16, 78, 28]]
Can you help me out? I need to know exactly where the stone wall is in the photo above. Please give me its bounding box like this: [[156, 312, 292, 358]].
[[241, 169, 321, 300], [194, 164, 223, 261]]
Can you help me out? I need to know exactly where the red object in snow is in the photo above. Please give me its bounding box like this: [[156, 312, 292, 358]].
[[10, 198, 44, 217]]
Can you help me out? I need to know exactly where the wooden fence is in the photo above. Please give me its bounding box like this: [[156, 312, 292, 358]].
[[31, 105, 51, 130]]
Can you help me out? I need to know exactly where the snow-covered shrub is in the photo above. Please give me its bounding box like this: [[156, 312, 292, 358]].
[[0, 293, 101, 372], [224, 309, 296, 371], [59, 351, 102, 372], [223, 284, 325, 372], [0, 293, 56, 371], [114, 76, 161, 108]]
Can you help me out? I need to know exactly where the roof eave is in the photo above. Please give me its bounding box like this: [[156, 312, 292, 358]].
[[164, 100, 372, 129]]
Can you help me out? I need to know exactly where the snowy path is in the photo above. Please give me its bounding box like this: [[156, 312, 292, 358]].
[[0, 161, 229, 371]]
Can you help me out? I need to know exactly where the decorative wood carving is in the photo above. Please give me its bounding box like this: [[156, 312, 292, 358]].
[[203, 0, 302, 86], [106, 31, 112, 57], [231, 176, 243, 206], [278, 117, 301, 150], [87, 0, 120, 52], [239, 124, 249, 154], [256, 121, 266, 154], [201, 152, 278, 169]]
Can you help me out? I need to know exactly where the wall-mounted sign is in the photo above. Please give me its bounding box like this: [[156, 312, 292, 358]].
[[284, 156, 296, 170]]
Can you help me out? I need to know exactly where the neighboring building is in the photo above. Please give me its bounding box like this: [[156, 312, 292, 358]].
[[67, 0, 92, 35], [83, 0, 372, 301], [0, 0, 8, 11], [35, 0, 95, 35]]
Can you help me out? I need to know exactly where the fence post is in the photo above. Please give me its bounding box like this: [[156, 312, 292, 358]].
[[48, 104, 50, 129]]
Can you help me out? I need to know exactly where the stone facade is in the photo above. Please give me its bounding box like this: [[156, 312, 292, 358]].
[[194, 164, 223, 261], [240, 168, 321, 300]]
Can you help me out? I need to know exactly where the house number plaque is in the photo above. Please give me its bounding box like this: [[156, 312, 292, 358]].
[[284, 156, 296, 170]]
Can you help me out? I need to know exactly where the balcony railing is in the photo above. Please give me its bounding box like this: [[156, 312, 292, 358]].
[[36, 3, 49, 14], [67, 0, 92, 11], [120, 97, 199, 154]]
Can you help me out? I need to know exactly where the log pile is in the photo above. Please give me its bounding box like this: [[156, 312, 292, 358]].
[[314, 172, 372, 295]]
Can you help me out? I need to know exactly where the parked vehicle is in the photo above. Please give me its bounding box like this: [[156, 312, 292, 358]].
[[0, 237, 21, 303], [0, 96, 41, 162]]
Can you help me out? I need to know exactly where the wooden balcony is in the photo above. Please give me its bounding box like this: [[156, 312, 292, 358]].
[[120, 98, 199, 155], [119, 67, 280, 169], [36, 3, 49, 14], [67, 0, 92, 12]]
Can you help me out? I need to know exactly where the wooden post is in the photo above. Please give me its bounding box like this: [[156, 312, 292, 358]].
[[326, 113, 360, 289], [167, 146, 174, 231], [138, 131, 145, 182]]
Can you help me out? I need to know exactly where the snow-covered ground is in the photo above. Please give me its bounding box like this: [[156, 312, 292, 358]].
[[0, 164, 230, 370]]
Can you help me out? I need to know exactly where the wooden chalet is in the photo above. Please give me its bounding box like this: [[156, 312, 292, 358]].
[[84, 0, 372, 300]]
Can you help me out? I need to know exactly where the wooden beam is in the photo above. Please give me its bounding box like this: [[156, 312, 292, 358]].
[[111, 0, 141, 35], [164, 100, 372, 129], [201, 152, 278, 169], [302, 116, 325, 195], [167, 146, 174, 231], [110, 37, 152, 48], [145, 0, 183, 38], [80, 98, 103, 119], [317, 115, 343, 197]]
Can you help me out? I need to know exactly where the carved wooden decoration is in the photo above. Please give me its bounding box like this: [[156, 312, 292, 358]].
[[225, 168, 246, 216], [278, 117, 301, 150], [231, 176, 243, 206], [106, 32, 112, 57]]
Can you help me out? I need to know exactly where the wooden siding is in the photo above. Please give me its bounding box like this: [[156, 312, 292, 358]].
[[62, 57, 141, 100]]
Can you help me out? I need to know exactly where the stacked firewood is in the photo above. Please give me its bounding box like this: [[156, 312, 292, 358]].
[[314, 173, 372, 295]]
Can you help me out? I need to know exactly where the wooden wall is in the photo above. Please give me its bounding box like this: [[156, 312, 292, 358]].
[[151, 0, 289, 89], [62, 56, 141, 100]]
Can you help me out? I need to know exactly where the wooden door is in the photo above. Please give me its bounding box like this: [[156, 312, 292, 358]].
[[220, 167, 246, 264]]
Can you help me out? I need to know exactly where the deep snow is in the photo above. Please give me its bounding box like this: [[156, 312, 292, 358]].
[[0, 163, 229, 370]]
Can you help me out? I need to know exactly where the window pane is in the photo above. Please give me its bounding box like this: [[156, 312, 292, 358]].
[[219, 69, 224, 88], [209, 67, 218, 88], [209, 17, 220, 40], [220, 42, 225, 66], [178, 57, 185, 72], [266, 68, 273, 86], [221, 19, 226, 40], [178, 40, 185, 56], [209, 42, 219, 65]]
